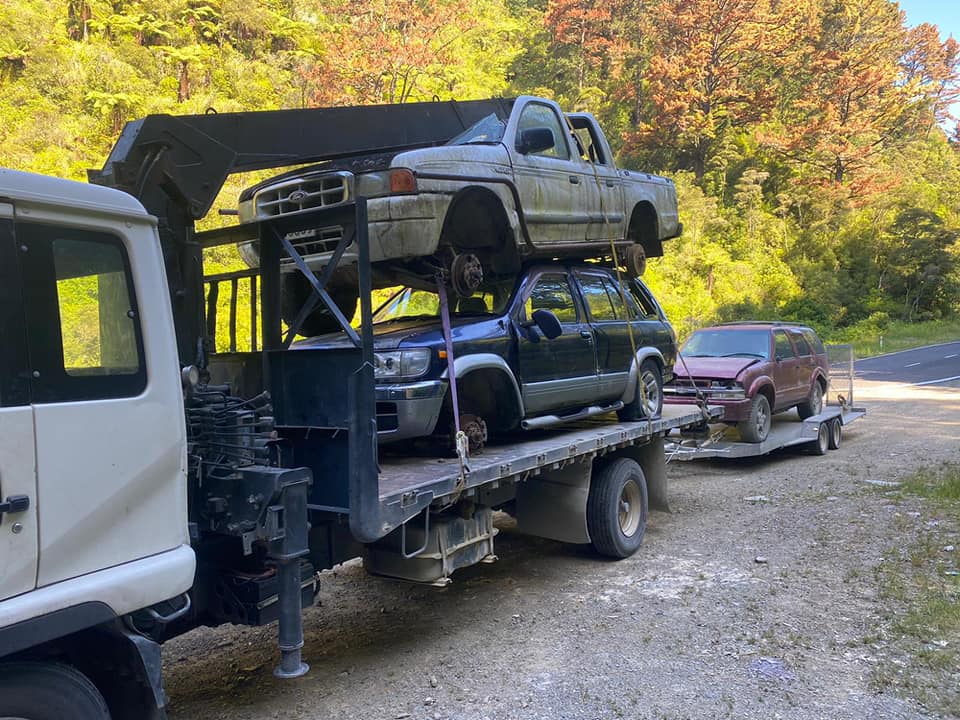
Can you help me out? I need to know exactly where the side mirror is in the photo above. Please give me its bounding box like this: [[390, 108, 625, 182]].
[[516, 127, 555, 155], [531, 309, 562, 340]]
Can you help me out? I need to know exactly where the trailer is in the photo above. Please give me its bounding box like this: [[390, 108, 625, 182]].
[[664, 344, 865, 460], [0, 102, 708, 720]]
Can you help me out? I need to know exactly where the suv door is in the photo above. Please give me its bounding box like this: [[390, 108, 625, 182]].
[[515, 271, 598, 414], [573, 270, 636, 401], [0, 205, 38, 601], [789, 329, 816, 397], [772, 329, 801, 409], [509, 100, 591, 245]]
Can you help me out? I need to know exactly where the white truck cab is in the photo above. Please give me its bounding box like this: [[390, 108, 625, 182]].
[[0, 170, 194, 719]]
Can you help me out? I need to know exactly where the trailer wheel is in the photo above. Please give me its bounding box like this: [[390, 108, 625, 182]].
[[737, 394, 771, 443], [618, 360, 662, 421], [809, 422, 829, 455], [587, 458, 648, 558], [0, 662, 110, 720], [828, 417, 842, 450]]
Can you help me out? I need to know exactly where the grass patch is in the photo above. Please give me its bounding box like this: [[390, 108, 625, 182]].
[[868, 462, 960, 715], [898, 463, 960, 503], [830, 317, 960, 359]]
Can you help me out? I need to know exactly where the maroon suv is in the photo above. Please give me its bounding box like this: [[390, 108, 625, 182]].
[[664, 322, 829, 442]]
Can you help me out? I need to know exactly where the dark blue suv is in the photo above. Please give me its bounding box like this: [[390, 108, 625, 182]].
[[296, 263, 676, 450]]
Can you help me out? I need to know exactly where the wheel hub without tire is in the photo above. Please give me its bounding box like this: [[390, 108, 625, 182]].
[[450, 253, 483, 298], [458, 413, 488, 453]]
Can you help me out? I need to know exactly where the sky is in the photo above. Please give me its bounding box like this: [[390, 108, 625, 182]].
[[896, 0, 959, 40]]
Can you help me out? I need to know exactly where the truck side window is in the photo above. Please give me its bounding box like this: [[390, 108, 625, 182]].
[[525, 274, 578, 322], [790, 331, 811, 357], [578, 274, 622, 321], [517, 104, 570, 160], [18, 222, 146, 403], [629, 280, 660, 319]]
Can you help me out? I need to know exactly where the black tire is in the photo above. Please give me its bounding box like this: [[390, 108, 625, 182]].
[[797, 380, 824, 419], [737, 393, 771, 443], [0, 662, 110, 720], [828, 417, 842, 450], [618, 360, 663, 421], [809, 421, 829, 455], [587, 458, 648, 558], [281, 272, 359, 338]]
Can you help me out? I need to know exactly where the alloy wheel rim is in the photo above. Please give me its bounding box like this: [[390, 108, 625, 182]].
[[618, 479, 643, 536], [641, 370, 660, 416]]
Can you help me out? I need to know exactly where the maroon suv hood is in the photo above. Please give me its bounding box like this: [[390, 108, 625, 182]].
[[674, 356, 760, 380]]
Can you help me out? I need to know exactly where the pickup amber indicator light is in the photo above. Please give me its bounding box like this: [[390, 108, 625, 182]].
[[438, 350, 448, 359], [390, 169, 417, 193]]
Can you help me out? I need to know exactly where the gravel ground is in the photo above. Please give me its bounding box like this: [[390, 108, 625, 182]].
[[164, 380, 960, 720]]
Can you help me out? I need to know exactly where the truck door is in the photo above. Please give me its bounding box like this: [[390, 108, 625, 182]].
[[17, 217, 189, 588], [0, 204, 38, 601], [772, 329, 801, 408], [568, 117, 626, 244], [508, 99, 591, 245]]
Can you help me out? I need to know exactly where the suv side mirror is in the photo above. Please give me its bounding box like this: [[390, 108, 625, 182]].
[[516, 127, 555, 155], [531, 309, 562, 340]]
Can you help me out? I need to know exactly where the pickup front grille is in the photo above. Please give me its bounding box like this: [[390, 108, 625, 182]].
[[280, 226, 345, 264], [253, 171, 353, 219]]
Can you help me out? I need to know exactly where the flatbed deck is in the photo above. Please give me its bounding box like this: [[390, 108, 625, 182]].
[[378, 404, 717, 505], [664, 405, 865, 460]]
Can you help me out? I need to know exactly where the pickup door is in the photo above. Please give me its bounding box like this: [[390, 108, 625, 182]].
[[568, 114, 626, 244], [0, 205, 38, 602], [507, 98, 594, 245]]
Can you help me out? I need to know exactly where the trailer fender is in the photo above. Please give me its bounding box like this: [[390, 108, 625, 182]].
[[620, 347, 666, 404], [513, 459, 592, 544]]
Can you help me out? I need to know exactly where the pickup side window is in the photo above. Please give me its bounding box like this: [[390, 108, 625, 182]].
[[517, 103, 570, 160], [18, 222, 146, 403], [773, 330, 795, 360], [524, 273, 578, 322], [0, 217, 29, 407], [569, 118, 611, 166]]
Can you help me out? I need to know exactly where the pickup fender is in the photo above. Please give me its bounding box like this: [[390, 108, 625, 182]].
[[620, 347, 667, 404], [440, 353, 525, 418]]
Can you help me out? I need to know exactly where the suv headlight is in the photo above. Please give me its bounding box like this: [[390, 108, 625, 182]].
[[374, 348, 431, 380], [354, 168, 417, 198]]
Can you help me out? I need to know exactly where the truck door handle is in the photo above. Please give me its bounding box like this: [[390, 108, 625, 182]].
[[0, 495, 29, 520], [606, 180, 615, 187], [580, 330, 593, 339], [569, 176, 580, 184]]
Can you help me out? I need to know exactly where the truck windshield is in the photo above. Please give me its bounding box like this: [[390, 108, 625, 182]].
[[447, 114, 506, 145], [373, 280, 514, 324], [681, 329, 771, 359]]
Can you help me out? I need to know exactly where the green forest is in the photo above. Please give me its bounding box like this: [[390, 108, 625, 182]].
[[3, 0, 959, 347]]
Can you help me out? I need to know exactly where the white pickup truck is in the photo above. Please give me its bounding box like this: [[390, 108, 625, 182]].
[[236, 96, 682, 334]]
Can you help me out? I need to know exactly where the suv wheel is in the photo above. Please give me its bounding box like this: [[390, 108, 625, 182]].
[[618, 360, 662, 421], [738, 393, 771, 443], [797, 380, 824, 419]]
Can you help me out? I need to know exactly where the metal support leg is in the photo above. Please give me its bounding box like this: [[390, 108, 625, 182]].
[[274, 558, 308, 678]]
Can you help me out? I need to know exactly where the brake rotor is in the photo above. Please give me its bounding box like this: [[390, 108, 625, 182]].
[[457, 413, 488, 453], [450, 253, 484, 298]]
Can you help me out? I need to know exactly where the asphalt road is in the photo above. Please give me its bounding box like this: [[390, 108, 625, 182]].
[[854, 340, 960, 386]]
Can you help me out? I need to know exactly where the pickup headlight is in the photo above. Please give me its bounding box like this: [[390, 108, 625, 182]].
[[374, 348, 431, 380], [708, 381, 745, 399], [354, 168, 417, 198]]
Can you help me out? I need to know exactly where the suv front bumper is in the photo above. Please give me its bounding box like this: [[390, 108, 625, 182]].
[[375, 379, 447, 443]]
